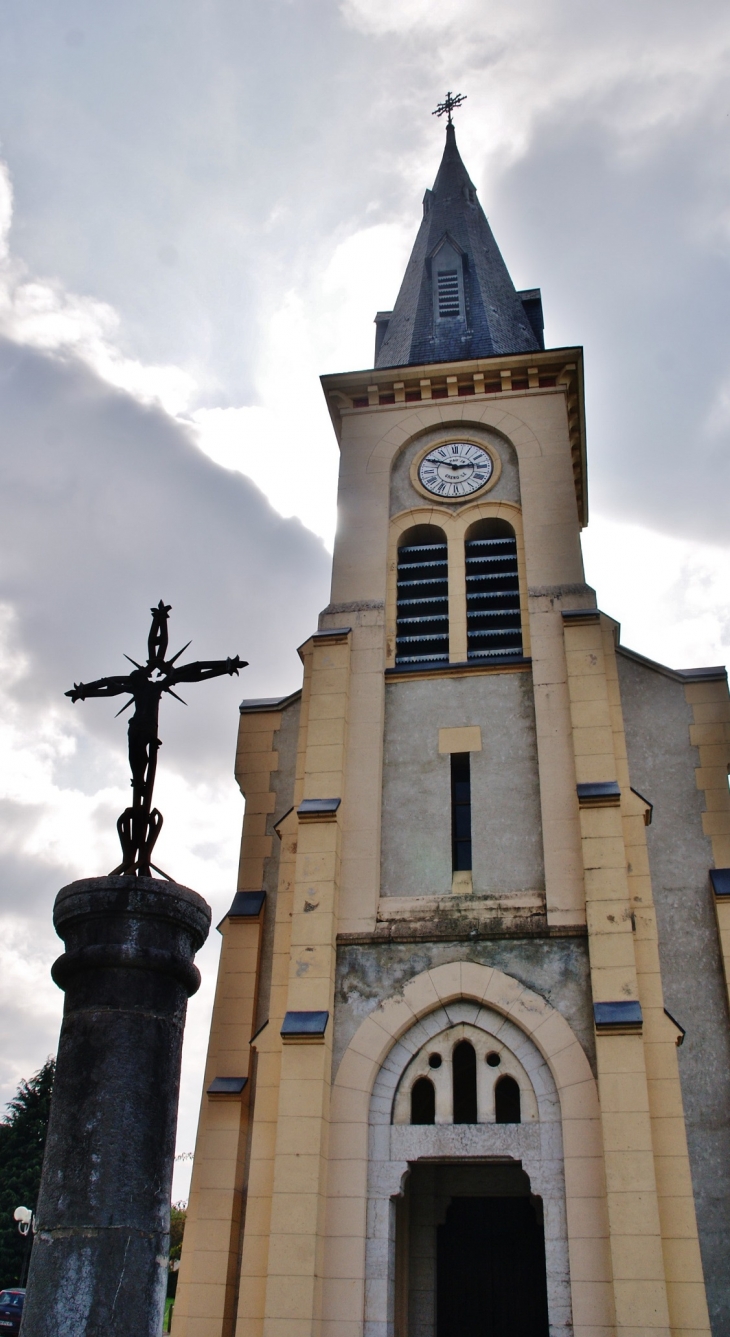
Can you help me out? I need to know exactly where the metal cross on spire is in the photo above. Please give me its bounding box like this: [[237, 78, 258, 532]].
[[66, 601, 247, 878], [432, 91, 467, 125]]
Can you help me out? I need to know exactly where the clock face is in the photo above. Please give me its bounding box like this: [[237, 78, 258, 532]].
[[417, 442, 494, 499]]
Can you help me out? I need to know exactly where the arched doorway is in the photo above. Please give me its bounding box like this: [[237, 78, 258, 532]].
[[364, 999, 573, 1337], [398, 1160, 549, 1337]]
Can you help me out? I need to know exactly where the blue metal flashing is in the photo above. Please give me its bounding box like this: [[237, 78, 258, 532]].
[[207, 1076, 248, 1096], [617, 644, 727, 685], [281, 1010, 329, 1040], [677, 666, 728, 682], [298, 798, 341, 818], [630, 787, 653, 826], [561, 608, 600, 623], [239, 690, 301, 714], [577, 781, 621, 805], [217, 890, 266, 931], [594, 1001, 643, 1031], [228, 891, 266, 918], [710, 868, 730, 897]]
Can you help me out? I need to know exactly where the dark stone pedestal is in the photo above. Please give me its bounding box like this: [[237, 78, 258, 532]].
[[21, 875, 211, 1337]]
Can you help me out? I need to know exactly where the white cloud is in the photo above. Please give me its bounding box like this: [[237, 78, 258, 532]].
[[0, 161, 196, 417], [0, 158, 409, 546], [582, 514, 730, 671], [190, 221, 411, 544], [340, 0, 730, 170]]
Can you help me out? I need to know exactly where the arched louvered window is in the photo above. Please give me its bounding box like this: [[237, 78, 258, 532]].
[[495, 1075, 521, 1124], [465, 519, 522, 661], [411, 1077, 436, 1125], [396, 526, 449, 665], [452, 1040, 477, 1124], [432, 238, 465, 323]]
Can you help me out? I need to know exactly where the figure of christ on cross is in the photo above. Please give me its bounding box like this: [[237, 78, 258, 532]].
[[66, 601, 247, 877]]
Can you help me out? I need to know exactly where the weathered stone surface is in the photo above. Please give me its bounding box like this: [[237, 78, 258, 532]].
[[380, 671, 545, 898], [21, 875, 210, 1337], [334, 934, 594, 1077], [617, 652, 730, 1335]]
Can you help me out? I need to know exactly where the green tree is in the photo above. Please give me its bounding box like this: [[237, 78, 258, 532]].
[[167, 1201, 187, 1300], [169, 1202, 187, 1265], [0, 1058, 55, 1286]]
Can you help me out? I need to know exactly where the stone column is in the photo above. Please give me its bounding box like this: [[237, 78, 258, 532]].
[[21, 874, 211, 1337]]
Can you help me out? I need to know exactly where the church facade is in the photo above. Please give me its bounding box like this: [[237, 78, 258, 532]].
[[173, 123, 730, 1337]]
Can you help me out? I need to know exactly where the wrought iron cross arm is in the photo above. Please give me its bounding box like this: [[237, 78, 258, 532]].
[[65, 675, 134, 703], [432, 91, 466, 124], [165, 655, 247, 687]]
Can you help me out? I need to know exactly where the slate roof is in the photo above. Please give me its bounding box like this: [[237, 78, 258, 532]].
[[374, 123, 542, 369]]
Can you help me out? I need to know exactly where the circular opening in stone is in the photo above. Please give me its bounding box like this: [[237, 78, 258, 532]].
[[428, 1053, 442, 1069], [486, 1052, 501, 1067]]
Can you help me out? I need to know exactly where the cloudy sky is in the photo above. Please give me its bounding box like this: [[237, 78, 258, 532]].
[[0, 0, 728, 1198]]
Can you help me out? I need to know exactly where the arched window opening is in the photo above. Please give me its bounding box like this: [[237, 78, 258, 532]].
[[495, 1074, 521, 1124], [411, 1076, 436, 1125], [431, 238, 466, 323], [396, 525, 449, 665], [465, 518, 522, 661], [452, 1040, 477, 1123]]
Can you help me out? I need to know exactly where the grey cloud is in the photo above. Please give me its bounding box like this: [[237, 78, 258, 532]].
[[0, 333, 329, 1105], [0, 835, 75, 918], [0, 337, 331, 773], [493, 105, 730, 539]]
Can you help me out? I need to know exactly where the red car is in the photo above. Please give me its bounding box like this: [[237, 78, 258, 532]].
[[0, 1290, 24, 1335]]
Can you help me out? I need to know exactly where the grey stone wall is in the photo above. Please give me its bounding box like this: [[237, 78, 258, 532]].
[[389, 423, 520, 518], [617, 651, 730, 1337], [380, 672, 544, 898], [334, 935, 594, 1077], [253, 694, 301, 1032]]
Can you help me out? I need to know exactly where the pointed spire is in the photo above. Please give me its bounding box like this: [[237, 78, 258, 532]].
[[374, 125, 542, 369]]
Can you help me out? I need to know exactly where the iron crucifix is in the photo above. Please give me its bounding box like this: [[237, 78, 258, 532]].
[[65, 601, 247, 878]]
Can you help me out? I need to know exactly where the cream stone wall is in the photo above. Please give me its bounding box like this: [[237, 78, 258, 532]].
[[174, 703, 282, 1337], [563, 612, 710, 1337], [179, 350, 724, 1337]]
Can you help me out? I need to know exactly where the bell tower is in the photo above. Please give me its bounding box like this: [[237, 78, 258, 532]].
[[173, 111, 730, 1337]]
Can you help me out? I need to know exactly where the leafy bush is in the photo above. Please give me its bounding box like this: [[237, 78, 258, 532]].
[[0, 1059, 55, 1286]]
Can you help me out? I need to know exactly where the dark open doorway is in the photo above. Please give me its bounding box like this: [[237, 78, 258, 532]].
[[436, 1196, 549, 1337], [395, 1162, 550, 1337]]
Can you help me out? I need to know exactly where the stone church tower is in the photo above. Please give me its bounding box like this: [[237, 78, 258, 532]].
[[173, 123, 730, 1337]]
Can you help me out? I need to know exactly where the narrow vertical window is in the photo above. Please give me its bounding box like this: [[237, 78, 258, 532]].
[[451, 753, 471, 871], [452, 1040, 477, 1123], [411, 1077, 436, 1125], [494, 1075, 521, 1124], [465, 518, 523, 661], [396, 525, 448, 665]]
